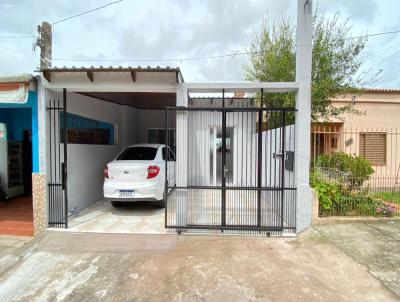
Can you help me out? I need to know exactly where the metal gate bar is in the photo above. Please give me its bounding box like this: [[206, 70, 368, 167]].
[[47, 89, 68, 228], [221, 89, 226, 227], [165, 99, 297, 234], [257, 89, 264, 228]]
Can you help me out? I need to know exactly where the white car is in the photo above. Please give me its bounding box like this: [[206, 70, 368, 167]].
[[103, 144, 176, 208]]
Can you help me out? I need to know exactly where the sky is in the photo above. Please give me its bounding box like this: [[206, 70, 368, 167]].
[[0, 0, 399, 87]]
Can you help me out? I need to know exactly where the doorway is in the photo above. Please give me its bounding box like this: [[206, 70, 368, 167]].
[[209, 127, 233, 185], [23, 130, 32, 194], [0, 108, 34, 236]]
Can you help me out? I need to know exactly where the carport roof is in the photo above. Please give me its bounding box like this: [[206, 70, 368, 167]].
[[40, 66, 184, 83], [41, 66, 181, 109], [77, 91, 176, 109]]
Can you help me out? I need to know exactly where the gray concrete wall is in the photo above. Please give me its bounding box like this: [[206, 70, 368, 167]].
[[137, 109, 176, 144]]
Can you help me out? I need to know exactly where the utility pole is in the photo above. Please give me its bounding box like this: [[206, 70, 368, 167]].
[[35, 22, 52, 69]]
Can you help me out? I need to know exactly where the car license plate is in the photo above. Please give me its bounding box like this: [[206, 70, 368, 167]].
[[119, 190, 134, 198]]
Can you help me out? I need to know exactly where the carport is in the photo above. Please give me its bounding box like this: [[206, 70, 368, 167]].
[[42, 67, 181, 232]]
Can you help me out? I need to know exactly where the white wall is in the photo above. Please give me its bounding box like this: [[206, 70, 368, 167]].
[[181, 98, 296, 228], [45, 91, 177, 213], [186, 104, 295, 189], [261, 125, 295, 189], [187, 98, 259, 187], [46, 91, 140, 212], [188, 110, 258, 186]]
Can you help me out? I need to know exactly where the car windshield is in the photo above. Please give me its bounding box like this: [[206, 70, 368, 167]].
[[116, 147, 157, 160]]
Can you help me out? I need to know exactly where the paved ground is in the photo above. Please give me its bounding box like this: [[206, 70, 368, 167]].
[[0, 196, 34, 236], [66, 197, 293, 235], [0, 228, 398, 302], [316, 221, 400, 297], [66, 199, 166, 234], [0, 235, 32, 277]]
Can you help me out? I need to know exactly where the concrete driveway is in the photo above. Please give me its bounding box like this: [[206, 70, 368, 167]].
[[316, 221, 400, 298], [65, 199, 166, 234], [0, 229, 398, 302], [0, 235, 32, 277]]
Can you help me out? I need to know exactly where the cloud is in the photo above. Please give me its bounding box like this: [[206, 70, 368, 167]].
[[0, 0, 89, 35], [321, 0, 378, 22], [0, 0, 399, 87], [117, 0, 268, 58], [114, 0, 294, 80]]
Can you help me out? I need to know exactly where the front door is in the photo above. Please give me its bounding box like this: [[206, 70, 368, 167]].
[[210, 127, 233, 186]]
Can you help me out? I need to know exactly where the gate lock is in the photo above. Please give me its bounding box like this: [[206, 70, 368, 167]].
[[273, 151, 284, 159]]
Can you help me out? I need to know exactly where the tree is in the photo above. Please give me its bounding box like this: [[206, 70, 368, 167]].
[[246, 14, 372, 122]]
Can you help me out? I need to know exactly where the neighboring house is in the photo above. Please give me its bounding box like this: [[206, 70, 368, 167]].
[[0, 74, 40, 236], [312, 89, 400, 188]]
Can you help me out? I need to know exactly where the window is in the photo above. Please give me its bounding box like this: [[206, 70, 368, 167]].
[[116, 147, 157, 161], [359, 133, 386, 165], [162, 147, 176, 161], [331, 137, 338, 148], [60, 112, 116, 145], [148, 128, 176, 153]]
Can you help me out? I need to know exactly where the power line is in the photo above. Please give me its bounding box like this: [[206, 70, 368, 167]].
[[362, 42, 400, 59], [53, 0, 126, 26], [51, 29, 400, 63], [53, 50, 261, 63], [349, 29, 400, 40], [49, 0, 400, 39], [0, 35, 35, 39], [372, 69, 400, 86], [52, 43, 313, 62]]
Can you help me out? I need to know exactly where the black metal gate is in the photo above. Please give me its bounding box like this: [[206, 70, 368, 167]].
[[47, 89, 68, 228], [165, 94, 297, 234]]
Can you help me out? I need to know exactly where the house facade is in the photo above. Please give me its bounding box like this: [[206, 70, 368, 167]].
[[1, 0, 313, 237], [33, 69, 304, 235], [312, 89, 400, 188]]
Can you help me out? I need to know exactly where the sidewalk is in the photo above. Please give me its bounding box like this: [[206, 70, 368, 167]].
[[0, 230, 397, 302]]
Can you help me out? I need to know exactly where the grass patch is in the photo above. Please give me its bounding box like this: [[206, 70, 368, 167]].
[[373, 192, 400, 205]]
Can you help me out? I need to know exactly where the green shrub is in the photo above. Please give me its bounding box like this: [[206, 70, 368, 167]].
[[311, 170, 380, 216], [314, 152, 374, 189], [349, 193, 376, 215], [356, 201, 376, 215], [311, 171, 341, 214]]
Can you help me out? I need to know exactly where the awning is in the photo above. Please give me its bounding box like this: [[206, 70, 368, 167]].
[[0, 83, 30, 104], [0, 74, 32, 104]]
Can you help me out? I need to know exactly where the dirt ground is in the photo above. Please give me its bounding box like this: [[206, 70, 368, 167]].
[[0, 225, 398, 302]]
